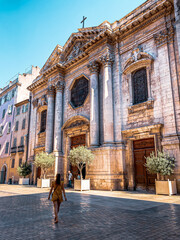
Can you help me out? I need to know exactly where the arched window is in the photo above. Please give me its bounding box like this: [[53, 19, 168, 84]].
[[40, 110, 47, 132], [132, 68, 148, 105]]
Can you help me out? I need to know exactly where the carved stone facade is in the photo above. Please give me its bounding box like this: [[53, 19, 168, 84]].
[[28, 0, 180, 191]]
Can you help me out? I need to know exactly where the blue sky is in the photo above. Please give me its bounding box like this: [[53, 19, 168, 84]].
[[0, 0, 145, 88]]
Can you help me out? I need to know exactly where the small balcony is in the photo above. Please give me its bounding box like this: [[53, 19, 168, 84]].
[[18, 145, 24, 153], [11, 147, 17, 154]]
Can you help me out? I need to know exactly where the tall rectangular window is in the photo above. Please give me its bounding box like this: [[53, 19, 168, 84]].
[[40, 110, 47, 132], [25, 103, 29, 112], [16, 107, 21, 115], [5, 142, 9, 154], [4, 95, 8, 103], [7, 122, 11, 134], [15, 121, 19, 131], [0, 126, 4, 136], [20, 136, 24, 146], [2, 109, 6, 119], [22, 105, 25, 113], [13, 138, 17, 147], [11, 159, 15, 168], [7, 105, 13, 115], [19, 158, 22, 167], [132, 68, 148, 105], [22, 119, 26, 129]]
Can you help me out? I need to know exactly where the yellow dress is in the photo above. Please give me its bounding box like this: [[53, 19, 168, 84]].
[[51, 181, 64, 203]]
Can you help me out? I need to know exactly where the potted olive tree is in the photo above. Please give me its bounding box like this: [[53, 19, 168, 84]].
[[34, 152, 55, 188], [145, 151, 177, 196], [17, 162, 32, 185], [68, 146, 94, 191]]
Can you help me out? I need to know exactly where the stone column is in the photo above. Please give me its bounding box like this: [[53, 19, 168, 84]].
[[45, 85, 55, 153], [100, 53, 114, 145], [87, 61, 100, 147], [54, 81, 64, 175]]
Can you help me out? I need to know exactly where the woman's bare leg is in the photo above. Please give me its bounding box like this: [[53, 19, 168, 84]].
[[57, 201, 61, 213], [53, 201, 58, 222]]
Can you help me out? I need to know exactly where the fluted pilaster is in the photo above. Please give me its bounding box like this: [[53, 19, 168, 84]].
[[54, 80, 65, 175], [100, 53, 114, 145]]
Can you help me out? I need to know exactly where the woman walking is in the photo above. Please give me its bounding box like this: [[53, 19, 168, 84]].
[[48, 174, 67, 223]]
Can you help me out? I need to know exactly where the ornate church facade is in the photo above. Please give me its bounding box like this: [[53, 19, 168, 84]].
[[28, 0, 180, 191]]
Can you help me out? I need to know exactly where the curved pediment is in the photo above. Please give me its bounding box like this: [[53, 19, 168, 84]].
[[123, 47, 154, 74], [62, 115, 89, 130]]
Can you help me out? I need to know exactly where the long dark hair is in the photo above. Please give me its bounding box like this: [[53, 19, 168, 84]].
[[55, 174, 61, 185]]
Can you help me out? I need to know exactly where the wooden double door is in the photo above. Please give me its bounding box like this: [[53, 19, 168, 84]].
[[134, 138, 156, 190], [70, 134, 86, 179]]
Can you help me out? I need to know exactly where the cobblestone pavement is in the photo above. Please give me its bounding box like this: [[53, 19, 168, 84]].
[[0, 185, 180, 240]]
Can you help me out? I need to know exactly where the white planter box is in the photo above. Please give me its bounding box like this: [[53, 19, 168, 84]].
[[74, 179, 90, 191], [19, 178, 29, 185], [155, 179, 177, 196], [37, 178, 50, 188]]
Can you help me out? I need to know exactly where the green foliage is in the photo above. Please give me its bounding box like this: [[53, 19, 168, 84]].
[[17, 162, 32, 178], [145, 151, 175, 176], [68, 146, 94, 179], [34, 152, 55, 179]]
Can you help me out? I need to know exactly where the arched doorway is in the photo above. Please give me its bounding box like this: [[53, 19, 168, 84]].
[[71, 134, 86, 179], [0, 165, 7, 184], [62, 115, 90, 183]]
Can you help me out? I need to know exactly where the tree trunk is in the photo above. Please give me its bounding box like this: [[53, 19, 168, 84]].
[[157, 173, 160, 180]]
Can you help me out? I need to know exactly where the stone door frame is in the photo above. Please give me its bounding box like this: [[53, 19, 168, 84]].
[[122, 124, 162, 190], [62, 116, 90, 183]]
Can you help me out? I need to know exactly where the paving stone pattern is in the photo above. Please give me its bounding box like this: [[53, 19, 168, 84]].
[[0, 192, 180, 240]]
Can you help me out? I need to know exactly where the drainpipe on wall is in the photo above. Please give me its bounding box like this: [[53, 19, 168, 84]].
[[26, 94, 32, 162]]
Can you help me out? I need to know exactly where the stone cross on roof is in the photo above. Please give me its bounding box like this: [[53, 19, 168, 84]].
[[81, 16, 87, 28]]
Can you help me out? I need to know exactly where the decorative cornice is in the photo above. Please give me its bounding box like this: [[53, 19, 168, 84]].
[[55, 81, 65, 92], [114, 0, 173, 35], [100, 53, 114, 67], [153, 25, 174, 47], [27, 76, 47, 91], [87, 61, 99, 73]]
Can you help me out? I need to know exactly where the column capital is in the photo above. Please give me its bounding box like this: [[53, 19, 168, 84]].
[[100, 53, 114, 67], [87, 61, 99, 74], [55, 81, 65, 92], [32, 98, 38, 108], [47, 85, 55, 96]]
